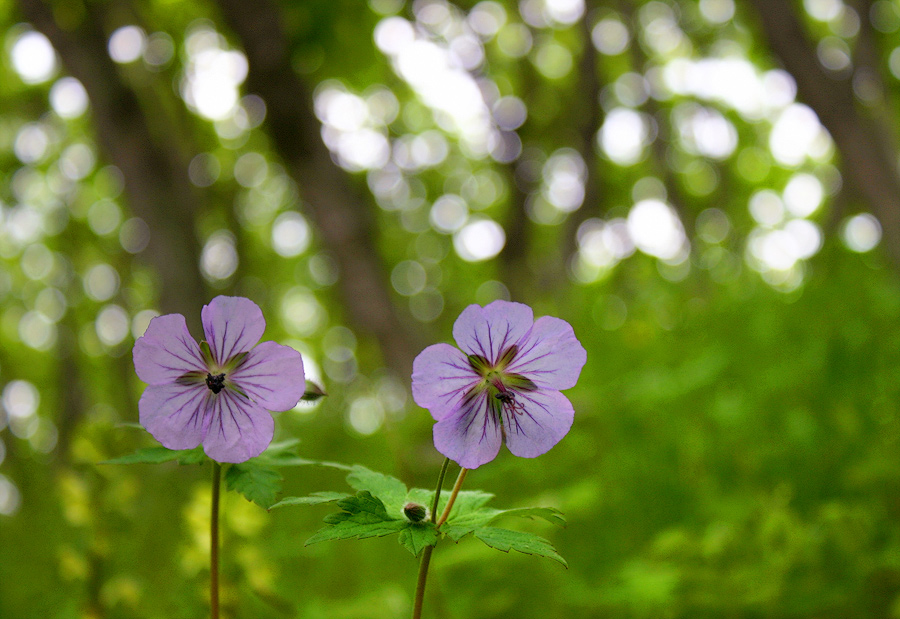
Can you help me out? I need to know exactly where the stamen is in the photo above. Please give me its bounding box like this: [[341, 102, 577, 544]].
[[205, 372, 226, 394], [494, 390, 526, 415]]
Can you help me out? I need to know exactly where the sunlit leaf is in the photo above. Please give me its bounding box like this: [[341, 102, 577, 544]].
[[269, 491, 350, 510], [473, 527, 567, 567], [224, 462, 282, 509], [399, 522, 438, 557], [100, 446, 205, 465], [345, 466, 409, 513], [305, 491, 407, 545]]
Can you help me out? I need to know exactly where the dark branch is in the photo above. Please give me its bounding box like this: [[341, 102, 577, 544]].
[[214, 0, 422, 378]]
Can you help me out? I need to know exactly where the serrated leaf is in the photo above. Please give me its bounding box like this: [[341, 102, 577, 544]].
[[100, 446, 205, 465], [224, 463, 283, 509], [346, 466, 409, 514], [305, 491, 406, 545], [249, 440, 351, 470], [254, 453, 352, 470], [269, 491, 350, 510], [399, 522, 438, 557], [473, 527, 567, 567], [489, 507, 567, 528], [441, 508, 503, 540], [404, 488, 495, 522]]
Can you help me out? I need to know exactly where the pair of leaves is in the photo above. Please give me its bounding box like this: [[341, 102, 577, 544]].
[[274, 465, 568, 566]]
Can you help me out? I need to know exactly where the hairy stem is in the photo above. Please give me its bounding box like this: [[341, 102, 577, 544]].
[[436, 468, 469, 528], [430, 458, 451, 523], [211, 462, 221, 619], [412, 545, 435, 619], [412, 459, 467, 619]]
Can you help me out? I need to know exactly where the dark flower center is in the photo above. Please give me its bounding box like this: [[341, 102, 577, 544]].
[[205, 372, 226, 394]]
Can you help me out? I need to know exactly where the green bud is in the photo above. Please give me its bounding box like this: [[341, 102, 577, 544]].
[[403, 502, 428, 523], [300, 380, 328, 402]]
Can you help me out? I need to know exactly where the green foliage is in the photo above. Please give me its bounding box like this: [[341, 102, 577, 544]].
[[224, 463, 283, 509], [305, 491, 408, 544], [280, 465, 566, 562], [473, 527, 568, 568], [100, 446, 206, 465], [269, 491, 350, 509], [398, 522, 439, 556]]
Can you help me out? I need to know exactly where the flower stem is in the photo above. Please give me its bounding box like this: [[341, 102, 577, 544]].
[[412, 461, 469, 619], [211, 461, 221, 619], [412, 545, 435, 619], [430, 457, 451, 523], [436, 467, 468, 528]]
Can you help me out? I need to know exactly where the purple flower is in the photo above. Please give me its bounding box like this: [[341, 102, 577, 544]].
[[412, 301, 586, 469], [132, 296, 305, 463]]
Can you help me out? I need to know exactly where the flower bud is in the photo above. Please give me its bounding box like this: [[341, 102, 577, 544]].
[[403, 502, 428, 523]]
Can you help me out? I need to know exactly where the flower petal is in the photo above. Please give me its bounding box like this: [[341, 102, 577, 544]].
[[506, 316, 586, 390], [411, 343, 481, 420], [138, 382, 209, 451], [452, 301, 534, 363], [229, 341, 305, 411], [501, 389, 574, 459], [202, 390, 274, 463], [133, 314, 206, 385], [201, 296, 265, 366], [433, 391, 503, 469]]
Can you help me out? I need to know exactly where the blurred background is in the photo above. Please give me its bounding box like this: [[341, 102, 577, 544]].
[[1, 0, 899, 616]]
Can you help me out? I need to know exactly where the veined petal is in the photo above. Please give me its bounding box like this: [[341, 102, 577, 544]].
[[412, 343, 481, 420], [138, 382, 210, 451], [229, 341, 305, 411], [201, 296, 265, 367], [133, 314, 206, 385], [452, 301, 533, 364], [202, 390, 274, 463], [433, 391, 503, 469], [502, 389, 574, 459], [506, 316, 586, 390]]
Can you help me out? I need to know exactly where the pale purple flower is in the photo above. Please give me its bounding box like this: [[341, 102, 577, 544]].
[[412, 301, 586, 469], [132, 296, 305, 463]]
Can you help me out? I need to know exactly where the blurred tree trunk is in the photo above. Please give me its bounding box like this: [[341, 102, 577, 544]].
[[749, 0, 900, 272], [16, 0, 208, 334], [215, 0, 422, 378]]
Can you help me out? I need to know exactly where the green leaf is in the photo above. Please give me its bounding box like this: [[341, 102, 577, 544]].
[[269, 491, 350, 510], [224, 462, 283, 509], [473, 527, 568, 567], [305, 491, 406, 545], [248, 441, 351, 470], [441, 508, 503, 541], [398, 522, 438, 557], [404, 488, 494, 522], [442, 506, 566, 541], [346, 466, 409, 514], [489, 507, 567, 528], [100, 446, 205, 465]]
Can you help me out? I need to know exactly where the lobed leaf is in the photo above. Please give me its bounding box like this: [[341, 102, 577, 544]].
[[473, 527, 568, 567], [224, 462, 283, 509], [269, 492, 350, 510], [100, 446, 205, 465], [345, 466, 409, 514], [398, 522, 439, 557], [489, 507, 567, 528], [305, 491, 406, 545]]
